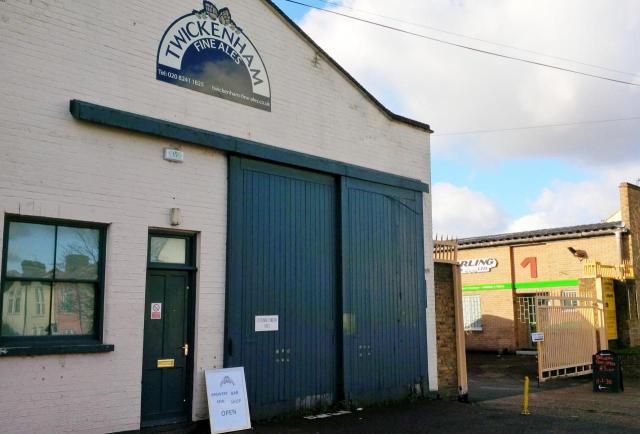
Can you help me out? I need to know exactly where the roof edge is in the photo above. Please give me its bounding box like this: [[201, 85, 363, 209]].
[[262, 0, 433, 133], [620, 182, 640, 192], [458, 221, 627, 249]]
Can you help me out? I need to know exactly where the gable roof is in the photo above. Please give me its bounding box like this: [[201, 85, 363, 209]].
[[263, 0, 433, 133], [458, 221, 627, 249]]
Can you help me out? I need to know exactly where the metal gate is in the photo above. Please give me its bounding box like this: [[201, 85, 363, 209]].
[[535, 292, 604, 382]]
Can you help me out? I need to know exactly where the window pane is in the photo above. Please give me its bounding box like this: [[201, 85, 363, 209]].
[[56, 226, 100, 280], [1, 282, 52, 337], [6, 222, 55, 278], [150, 237, 187, 264], [51, 283, 95, 336], [463, 295, 482, 331]]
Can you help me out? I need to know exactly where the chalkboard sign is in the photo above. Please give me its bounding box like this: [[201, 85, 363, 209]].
[[592, 351, 623, 393]]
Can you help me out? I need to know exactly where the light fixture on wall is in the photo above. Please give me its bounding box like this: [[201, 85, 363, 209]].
[[170, 208, 182, 226]]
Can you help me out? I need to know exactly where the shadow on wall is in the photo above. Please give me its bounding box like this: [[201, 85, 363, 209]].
[[465, 315, 516, 353]]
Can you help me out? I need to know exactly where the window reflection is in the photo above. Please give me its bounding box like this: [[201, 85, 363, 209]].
[[55, 227, 100, 280], [6, 223, 55, 278], [51, 283, 95, 336], [2, 219, 103, 342], [150, 237, 187, 264], [1, 282, 52, 337]]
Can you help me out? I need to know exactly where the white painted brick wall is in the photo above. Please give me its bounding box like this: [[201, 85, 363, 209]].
[[0, 0, 433, 432]]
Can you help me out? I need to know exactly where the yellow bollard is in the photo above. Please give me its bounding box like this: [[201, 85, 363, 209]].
[[521, 376, 530, 415]]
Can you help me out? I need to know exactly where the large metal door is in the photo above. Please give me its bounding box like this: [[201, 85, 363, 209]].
[[226, 157, 338, 418], [341, 178, 427, 403]]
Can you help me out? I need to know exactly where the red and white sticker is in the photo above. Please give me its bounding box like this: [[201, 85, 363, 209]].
[[151, 303, 162, 320]]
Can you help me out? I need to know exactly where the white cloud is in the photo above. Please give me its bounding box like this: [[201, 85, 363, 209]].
[[507, 180, 618, 232], [295, 1, 640, 235], [299, 0, 640, 167], [432, 182, 507, 238]]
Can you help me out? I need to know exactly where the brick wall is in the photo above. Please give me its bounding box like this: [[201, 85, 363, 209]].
[[620, 183, 640, 346], [434, 263, 458, 398], [0, 1, 432, 432], [463, 290, 516, 352], [459, 235, 620, 352], [459, 237, 620, 289]]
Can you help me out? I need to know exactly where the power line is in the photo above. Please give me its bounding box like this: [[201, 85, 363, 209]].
[[281, 0, 640, 87], [308, 0, 640, 78], [433, 116, 640, 136]]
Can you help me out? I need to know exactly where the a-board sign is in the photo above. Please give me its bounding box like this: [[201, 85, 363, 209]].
[[531, 332, 545, 343], [205, 367, 251, 433], [593, 351, 623, 393]]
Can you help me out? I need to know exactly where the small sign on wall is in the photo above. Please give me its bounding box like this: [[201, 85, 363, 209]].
[[460, 258, 498, 274], [255, 315, 278, 332], [151, 303, 162, 320], [164, 148, 184, 162], [531, 332, 545, 342], [205, 367, 252, 433]]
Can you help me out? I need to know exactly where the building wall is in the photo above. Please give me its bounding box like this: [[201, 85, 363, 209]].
[[434, 263, 458, 397], [463, 289, 516, 352], [620, 183, 640, 346], [459, 235, 619, 351], [0, 1, 432, 432]]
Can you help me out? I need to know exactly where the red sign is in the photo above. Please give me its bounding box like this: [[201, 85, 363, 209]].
[[520, 257, 538, 279], [151, 303, 162, 320]]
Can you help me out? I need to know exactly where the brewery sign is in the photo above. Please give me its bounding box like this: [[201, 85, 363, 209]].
[[157, 1, 271, 111]]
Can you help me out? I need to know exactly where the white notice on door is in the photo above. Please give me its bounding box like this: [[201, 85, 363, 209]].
[[255, 315, 279, 332]]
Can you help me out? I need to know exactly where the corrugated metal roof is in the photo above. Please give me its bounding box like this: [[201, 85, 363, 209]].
[[459, 221, 626, 248]]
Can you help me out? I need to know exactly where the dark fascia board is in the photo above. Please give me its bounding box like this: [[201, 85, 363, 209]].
[[261, 0, 433, 134], [70, 100, 430, 193]]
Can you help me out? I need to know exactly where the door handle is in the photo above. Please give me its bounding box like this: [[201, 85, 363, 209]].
[[182, 343, 189, 357]]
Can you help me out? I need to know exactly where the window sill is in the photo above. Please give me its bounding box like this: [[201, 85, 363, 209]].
[[0, 343, 114, 357]]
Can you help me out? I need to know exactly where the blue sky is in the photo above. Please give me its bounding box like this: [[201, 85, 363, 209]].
[[431, 157, 589, 217], [272, 0, 640, 237], [274, 0, 323, 21]]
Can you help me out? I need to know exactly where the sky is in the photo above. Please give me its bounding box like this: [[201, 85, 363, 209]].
[[272, 0, 640, 238]]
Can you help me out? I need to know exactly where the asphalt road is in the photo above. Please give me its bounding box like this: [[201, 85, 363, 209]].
[[144, 353, 640, 434]]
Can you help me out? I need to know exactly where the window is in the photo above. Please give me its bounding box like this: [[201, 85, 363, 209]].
[[463, 295, 482, 331], [6, 287, 21, 314], [34, 286, 45, 316], [562, 289, 579, 308], [149, 236, 188, 264], [1, 217, 105, 344]]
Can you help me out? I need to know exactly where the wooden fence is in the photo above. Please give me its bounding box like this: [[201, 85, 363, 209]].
[[583, 260, 634, 280], [433, 238, 458, 264]]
